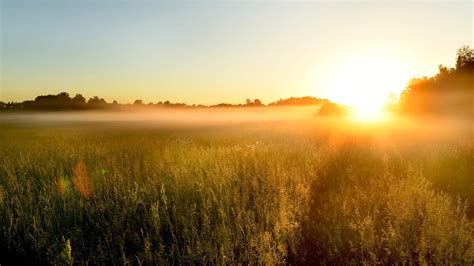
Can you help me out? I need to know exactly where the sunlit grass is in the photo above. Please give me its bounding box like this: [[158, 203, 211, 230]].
[[0, 123, 472, 264]]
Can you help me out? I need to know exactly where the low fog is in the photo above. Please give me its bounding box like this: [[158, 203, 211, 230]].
[[0, 106, 472, 145], [0, 106, 318, 125]]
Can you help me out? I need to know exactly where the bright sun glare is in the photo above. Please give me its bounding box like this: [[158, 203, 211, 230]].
[[327, 56, 410, 121]]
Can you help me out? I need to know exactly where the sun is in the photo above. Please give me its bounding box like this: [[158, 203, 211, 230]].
[[326, 55, 409, 121]]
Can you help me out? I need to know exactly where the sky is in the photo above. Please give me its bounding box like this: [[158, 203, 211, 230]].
[[0, 0, 472, 105]]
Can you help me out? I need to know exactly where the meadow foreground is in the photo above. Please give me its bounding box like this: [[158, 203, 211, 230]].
[[0, 114, 472, 264]]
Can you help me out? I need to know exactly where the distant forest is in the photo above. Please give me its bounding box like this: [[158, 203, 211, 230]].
[[1, 46, 472, 117], [0, 94, 331, 111]]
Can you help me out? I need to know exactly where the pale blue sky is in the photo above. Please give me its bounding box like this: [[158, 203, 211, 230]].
[[1, 0, 472, 104]]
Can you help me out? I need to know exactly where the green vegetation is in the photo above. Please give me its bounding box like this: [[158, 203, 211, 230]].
[[0, 122, 472, 264]]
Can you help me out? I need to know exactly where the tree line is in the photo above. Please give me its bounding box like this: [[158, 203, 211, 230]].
[[0, 94, 331, 111], [1, 46, 472, 117], [395, 45, 473, 117]]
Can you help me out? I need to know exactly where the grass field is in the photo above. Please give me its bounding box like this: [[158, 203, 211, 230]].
[[0, 116, 473, 264]]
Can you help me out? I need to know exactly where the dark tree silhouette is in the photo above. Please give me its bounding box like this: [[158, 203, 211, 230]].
[[71, 94, 86, 109], [253, 99, 263, 106], [243, 99, 264, 107], [269, 96, 329, 106], [25, 92, 77, 110], [72, 94, 86, 104], [87, 96, 107, 109], [398, 45, 473, 117], [456, 45, 474, 70]]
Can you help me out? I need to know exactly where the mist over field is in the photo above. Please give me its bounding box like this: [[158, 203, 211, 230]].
[[0, 107, 318, 124], [1, 107, 471, 143]]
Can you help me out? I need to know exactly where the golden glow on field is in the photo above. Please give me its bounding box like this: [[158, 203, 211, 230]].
[[351, 109, 393, 123], [326, 55, 410, 119]]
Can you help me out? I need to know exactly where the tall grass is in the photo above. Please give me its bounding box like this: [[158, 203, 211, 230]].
[[298, 142, 473, 264], [0, 123, 472, 264]]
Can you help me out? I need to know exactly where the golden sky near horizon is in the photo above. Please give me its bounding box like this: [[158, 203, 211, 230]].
[[1, 1, 472, 106]]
